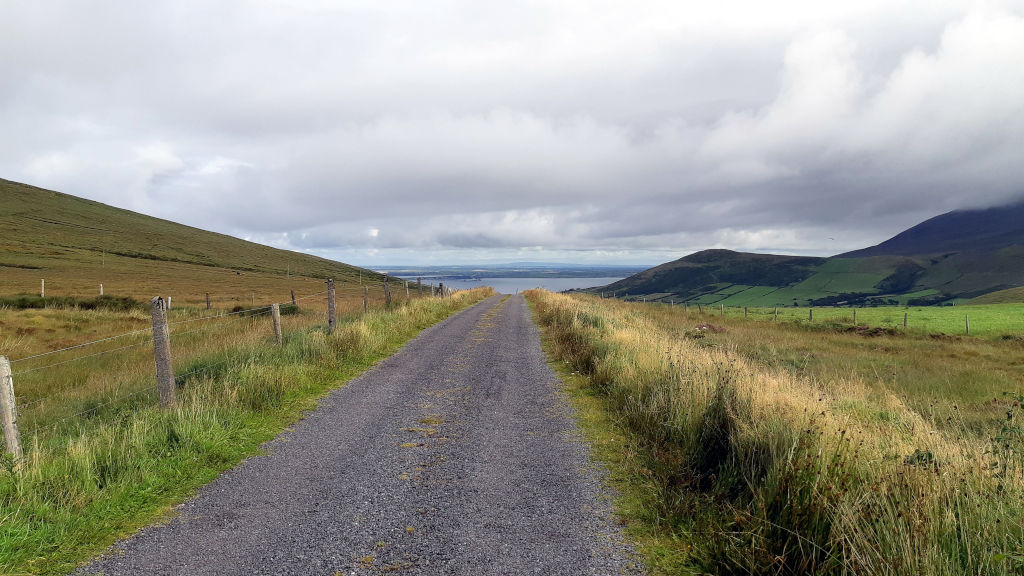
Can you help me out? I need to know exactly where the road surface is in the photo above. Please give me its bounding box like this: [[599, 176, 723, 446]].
[[78, 294, 641, 575]]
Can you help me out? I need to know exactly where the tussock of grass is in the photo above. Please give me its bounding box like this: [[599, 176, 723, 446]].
[[527, 290, 1023, 575], [0, 288, 493, 575]]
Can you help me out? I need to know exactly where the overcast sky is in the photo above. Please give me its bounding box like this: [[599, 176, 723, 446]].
[[3, 1, 1023, 266]]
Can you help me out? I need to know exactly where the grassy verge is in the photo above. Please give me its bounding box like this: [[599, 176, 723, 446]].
[[0, 288, 493, 575], [527, 289, 1023, 575]]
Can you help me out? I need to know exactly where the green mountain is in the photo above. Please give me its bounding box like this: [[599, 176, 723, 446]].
[[596, 202, 1024, 307]]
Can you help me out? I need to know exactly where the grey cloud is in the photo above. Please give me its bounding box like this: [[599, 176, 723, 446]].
[[2, 1, 1023, 265]]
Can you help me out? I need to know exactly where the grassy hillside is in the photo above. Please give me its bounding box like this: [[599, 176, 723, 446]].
[[0, 178, 384, 306], [592, 202, 1024, 306]]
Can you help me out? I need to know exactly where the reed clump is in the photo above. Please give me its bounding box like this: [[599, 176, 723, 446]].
[[528, 290, 1022, 575]]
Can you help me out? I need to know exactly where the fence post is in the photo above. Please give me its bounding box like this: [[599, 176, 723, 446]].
[[965, 314, 970, 335], [290, 290, 296, 306], [40, 279, 44, 298], [363, 286, 368, 313], [0, 356, 22, 462], [167, 296, 172, 310], [100, 284, 103, 296], [744, 307, 748, 318], [271, 304, 283, 346], [384, 275, 391, 308], [853, 309, 857, 325], [150, 297, 176, 408], [697, 304, 702, 314], [809, 308, 813, 322], [720, 304, 724, 316], [327, 279, 336, 333], [904, 312, 908, 329], [206, 292, 211, 310], [774, 307, 778, 321], [417, 277, 423, 296], [438, 283, 445, 297], [405, 281, 410, 302]]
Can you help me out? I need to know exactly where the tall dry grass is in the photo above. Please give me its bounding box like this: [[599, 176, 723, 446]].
[[528, 290, 1022, 575]]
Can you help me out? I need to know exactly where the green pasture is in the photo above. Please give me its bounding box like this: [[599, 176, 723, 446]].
[[668, 302, 1024, 337]]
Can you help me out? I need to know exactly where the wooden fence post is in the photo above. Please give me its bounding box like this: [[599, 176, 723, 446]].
[[417, 277, 423, 296], [853, 309, 857, 325], [744, 307, 748, 318], [150, 297, 176, 408], [271, 304, 283, 346], [965, 314, 970, 335], [363, 286, 368, 313], [720, 304, 724, 316], [327, 279, 336, 333], [384, 275, 392, 308], [774, 307, 778, 321], [206, 292, 211, 310], [904, 312, 908, 329], [290, 290, 296, 306], [809, 308, 813, 322], [0, 356, 22, 462]]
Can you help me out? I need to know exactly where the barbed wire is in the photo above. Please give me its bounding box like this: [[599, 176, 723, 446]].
[[26, 385, 160, 436], [12, 338, 155, 376], [10, 326, 153, 364]]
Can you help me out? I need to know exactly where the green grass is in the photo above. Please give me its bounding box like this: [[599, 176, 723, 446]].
[[691, 302, 1024, 337], [528, 290, 1024, 575], [0, 289, 492, 575]]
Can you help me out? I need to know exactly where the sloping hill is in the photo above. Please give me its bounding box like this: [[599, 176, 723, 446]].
[[840, 202, 1024, 258], [0, 178, 381, 304], [602, 250, 824, 301], [594, 200, 1024, 306]]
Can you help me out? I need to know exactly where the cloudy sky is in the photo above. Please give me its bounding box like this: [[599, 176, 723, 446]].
[[2, 1, 1023, 265]]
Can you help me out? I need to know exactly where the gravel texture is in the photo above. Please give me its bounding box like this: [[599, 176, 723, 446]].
[[77, 294, 643, 575]]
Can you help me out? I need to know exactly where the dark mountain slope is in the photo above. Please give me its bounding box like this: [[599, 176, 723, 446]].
[[840, 202, 1024, 258]]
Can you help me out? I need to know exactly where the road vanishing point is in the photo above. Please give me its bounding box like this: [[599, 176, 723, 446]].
[[78, 294, 642, 575]]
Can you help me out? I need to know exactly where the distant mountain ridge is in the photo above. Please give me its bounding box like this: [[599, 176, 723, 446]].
[[595, 200, 1024, 306]]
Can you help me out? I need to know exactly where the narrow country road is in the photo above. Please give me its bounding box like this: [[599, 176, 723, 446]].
[[78, 294, 642, 575]]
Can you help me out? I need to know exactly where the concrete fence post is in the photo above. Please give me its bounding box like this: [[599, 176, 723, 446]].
[[150, 297, 176, 408], [271, 304, 283, 346], [40, 279, 44, 298], [327, 279, 336, 334], [99, 284, 103, 296], [0, 356, 22, 462]]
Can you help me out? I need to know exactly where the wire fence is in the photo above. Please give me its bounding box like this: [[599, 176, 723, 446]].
[[0, 278, 455, 457]]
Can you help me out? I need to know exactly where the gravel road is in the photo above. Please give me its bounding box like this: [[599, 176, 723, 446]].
[[77, 294, 642, 575]]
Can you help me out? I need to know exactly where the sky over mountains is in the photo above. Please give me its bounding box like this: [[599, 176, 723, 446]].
[[2, 1, 1023, 265]]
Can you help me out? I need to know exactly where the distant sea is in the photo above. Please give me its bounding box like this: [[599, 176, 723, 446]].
[[429, 277, 624, 294]]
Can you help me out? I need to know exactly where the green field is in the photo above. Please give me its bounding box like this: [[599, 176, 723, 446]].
[[671, 302, 1024, 337]]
